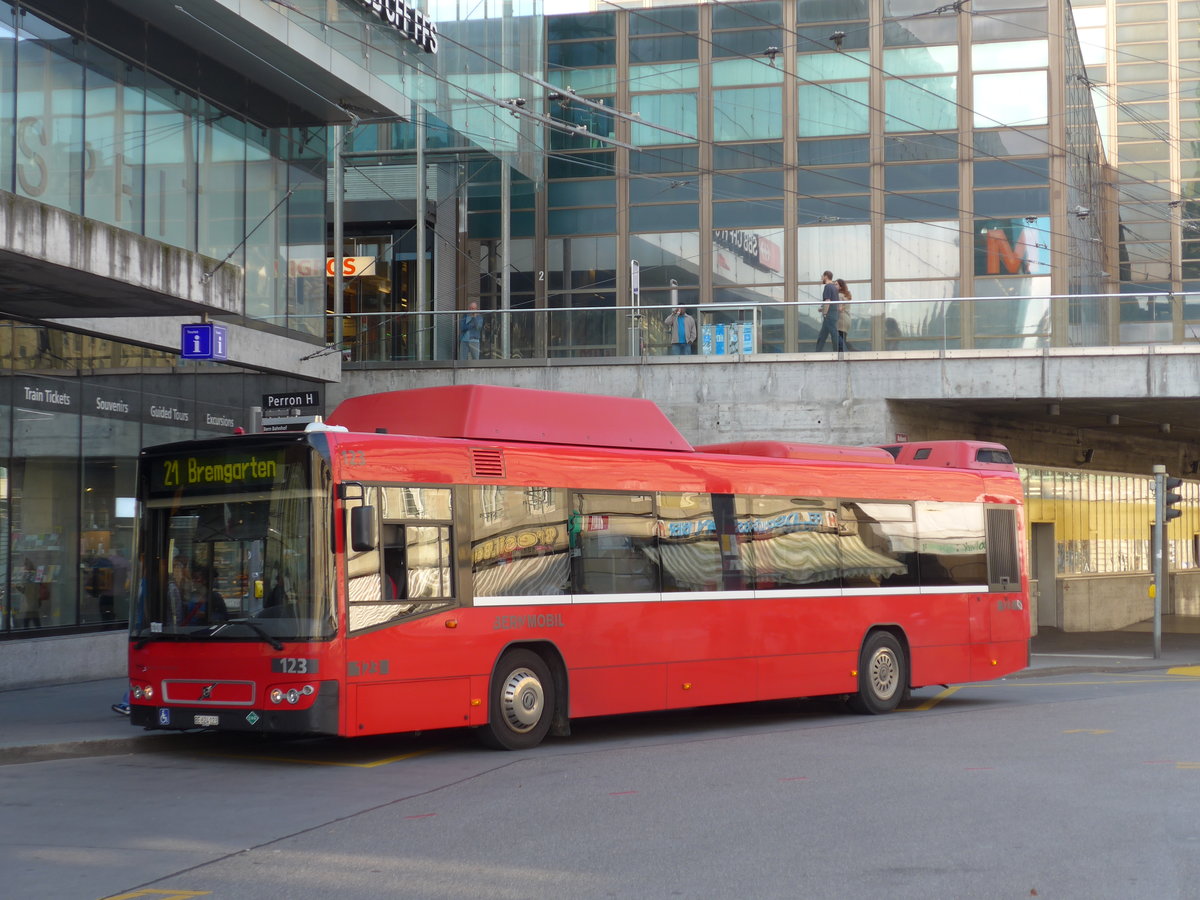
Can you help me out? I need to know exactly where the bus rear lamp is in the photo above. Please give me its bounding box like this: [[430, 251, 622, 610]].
[[270, 689, 284, 704], [132, 685, 153, 700], [445, 618, 458, 629]]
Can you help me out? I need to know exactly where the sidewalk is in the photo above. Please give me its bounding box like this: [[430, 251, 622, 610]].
[[1019, 625, 1200, 677], [3, 629, 1200, 764], [0, 678, 176, 765]]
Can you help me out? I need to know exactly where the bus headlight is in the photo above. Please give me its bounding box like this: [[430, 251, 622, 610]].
[[267, 684, 316, 705]]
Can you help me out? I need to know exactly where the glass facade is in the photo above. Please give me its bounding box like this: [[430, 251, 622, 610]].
[[424, 0, 1106, 361], [0, 321, 319, 640], [0, 2, 328, 337], [1072, 0, 1199, 301]]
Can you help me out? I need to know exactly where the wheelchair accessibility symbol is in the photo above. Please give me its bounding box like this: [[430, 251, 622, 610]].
[[158, 708, 171, 726]]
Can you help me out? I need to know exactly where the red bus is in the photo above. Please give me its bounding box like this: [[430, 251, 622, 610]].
[[126, 385, 1029, 750]]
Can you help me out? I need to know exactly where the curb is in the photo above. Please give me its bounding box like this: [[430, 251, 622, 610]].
[[1007, 661, 1200, 679], [0, 734, 179, 766]]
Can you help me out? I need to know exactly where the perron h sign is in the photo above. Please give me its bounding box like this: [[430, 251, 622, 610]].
[[180, 323, 228, 361]]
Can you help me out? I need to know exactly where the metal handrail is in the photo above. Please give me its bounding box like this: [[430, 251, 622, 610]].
[[315, 292, 1197, 364]]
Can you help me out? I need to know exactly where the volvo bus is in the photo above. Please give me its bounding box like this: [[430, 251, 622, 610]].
[[126, 385, 1029, 750]]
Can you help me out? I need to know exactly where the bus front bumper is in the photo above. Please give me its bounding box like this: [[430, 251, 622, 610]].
[[129, 679, 339, 735]]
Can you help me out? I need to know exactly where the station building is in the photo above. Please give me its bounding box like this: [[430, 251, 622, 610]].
[[1, 0, 1198, 685]]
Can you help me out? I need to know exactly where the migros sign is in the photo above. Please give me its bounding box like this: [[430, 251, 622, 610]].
[[353, 0, 439, 53]]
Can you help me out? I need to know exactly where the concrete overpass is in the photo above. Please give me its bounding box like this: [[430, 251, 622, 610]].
[[334, 346, 1200, 476]]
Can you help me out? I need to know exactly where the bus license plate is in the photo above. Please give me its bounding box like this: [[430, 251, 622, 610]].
[[194, 714, 219, 727]]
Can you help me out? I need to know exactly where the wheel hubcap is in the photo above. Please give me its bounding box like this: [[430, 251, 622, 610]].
[[500, 667, 544, 733], [868, 648, 899, 700]]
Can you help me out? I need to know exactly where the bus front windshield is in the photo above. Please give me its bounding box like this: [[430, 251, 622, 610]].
[[134, 442, 334, 644]]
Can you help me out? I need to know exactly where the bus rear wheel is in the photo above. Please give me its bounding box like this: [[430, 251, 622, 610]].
[[481, 649, 555, 750], [847, 632, 906, 715]]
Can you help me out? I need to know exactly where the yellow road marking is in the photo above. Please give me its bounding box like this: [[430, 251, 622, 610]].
[[902, 686, 961, 711], [901, 673, 1197, 708], [202, 747, 441, 768], [1177, 762, 1200, 769], [101, 891, 210, 900], [987, 677, 1193, 686], [1062, 729, 1112, 735]]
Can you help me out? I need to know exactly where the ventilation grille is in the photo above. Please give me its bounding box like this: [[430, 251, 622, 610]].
[[471, 448, 506, 478], [986, 507, 1020, 591]]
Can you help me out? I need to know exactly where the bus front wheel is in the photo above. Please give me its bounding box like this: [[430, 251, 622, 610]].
[[847, 631, 906, 715], [481, 649, 555, 750]]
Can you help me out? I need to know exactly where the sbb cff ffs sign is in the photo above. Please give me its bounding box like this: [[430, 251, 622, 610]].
[[352, 0, 438, 53]]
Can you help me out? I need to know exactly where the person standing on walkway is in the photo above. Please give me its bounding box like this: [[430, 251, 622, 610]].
[[665, 306, 697, 355], [836, 278, 853, 352], [458, 302, 483, 360], [815, 270, 841, 351]]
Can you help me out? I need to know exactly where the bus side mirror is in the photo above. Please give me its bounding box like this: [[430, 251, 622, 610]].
[[350, 506, 377, 551]]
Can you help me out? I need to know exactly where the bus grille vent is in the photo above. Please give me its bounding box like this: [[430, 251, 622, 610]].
[[471, 448, 505, 478]]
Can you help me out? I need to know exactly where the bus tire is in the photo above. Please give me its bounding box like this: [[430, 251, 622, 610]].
[[847, 631, 906, 715], [481, 649, 555, 750]]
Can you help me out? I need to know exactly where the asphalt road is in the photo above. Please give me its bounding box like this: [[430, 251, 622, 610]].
[[7, 671, 1200, 900]]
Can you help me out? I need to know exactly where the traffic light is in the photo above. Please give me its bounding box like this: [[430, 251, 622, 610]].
[[1164, 476, 1184, 521]]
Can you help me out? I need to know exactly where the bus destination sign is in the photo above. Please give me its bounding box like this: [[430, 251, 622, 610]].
[[149, 451, 285, 495]]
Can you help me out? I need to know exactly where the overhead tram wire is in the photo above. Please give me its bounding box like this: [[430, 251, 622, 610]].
[[334, 9, 1188, 298], [598, 0, 1183, 280], [320, 7, 1150, 283], [264, 5, 959, 246], [963, 5, 1200, 237], [160, 5, 712, 326], [304, 0, 1114, 274], [539, 35, 1113, 273], [752, 0, 1187, 223], [257, 2, 1155, 285], [593, 0, 1137, 280], [665, 0, 1189, 231], [954, 5, 1200, 205]]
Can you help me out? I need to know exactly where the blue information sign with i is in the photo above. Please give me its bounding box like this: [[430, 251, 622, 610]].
[[180, 323, 229, 361]]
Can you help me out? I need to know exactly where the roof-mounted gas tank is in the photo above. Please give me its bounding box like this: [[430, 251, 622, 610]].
[[696, 441, 896, 465], [877, 440, 1015, 470], [326, 385, 694, 452]]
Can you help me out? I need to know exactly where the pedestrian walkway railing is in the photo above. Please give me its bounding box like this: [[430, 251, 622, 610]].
[[331, 292, 1200, 364]]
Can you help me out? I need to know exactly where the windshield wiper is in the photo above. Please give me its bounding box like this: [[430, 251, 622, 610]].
[[213, 618, 284, 650], [133, 631, 160, 650]]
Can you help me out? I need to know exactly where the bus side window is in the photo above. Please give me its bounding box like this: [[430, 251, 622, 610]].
[[404, 525, 453, 599], [382, 524, 405, 600]]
